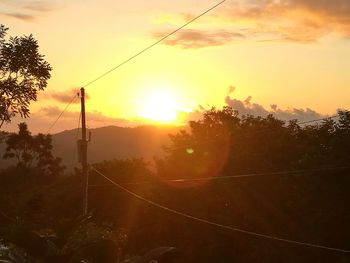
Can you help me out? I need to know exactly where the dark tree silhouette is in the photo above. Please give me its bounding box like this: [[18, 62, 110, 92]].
[[157, 107, 350, 178], [156, 107, 233, 183], [3, 122, 64, 175], [1, 108, 350, 263], [0, 24, 52, 128]]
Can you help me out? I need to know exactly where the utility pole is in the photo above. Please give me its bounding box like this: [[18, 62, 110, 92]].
[[80, 87, 88, 215]]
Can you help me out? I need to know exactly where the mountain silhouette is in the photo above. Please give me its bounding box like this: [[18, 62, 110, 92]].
[[0, 125, 183, 169], [52, 125, 183, 168]]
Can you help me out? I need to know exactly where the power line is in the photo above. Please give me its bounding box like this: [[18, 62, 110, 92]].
[[91, 167, 350, 254], [88, 165, 350, 187], [298, 114, 340, 125], [82, 0, 226, 88], [166, 113, 343, 152], [164, 166, 350, 183], [45, 1, 226, 133], [46, 93, 79, 134], [45, 75, 342, 136], [245, 114, 341, 136]]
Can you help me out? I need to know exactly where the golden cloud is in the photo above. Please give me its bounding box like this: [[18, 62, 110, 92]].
[[154, 0, 350, 48], [222, 0, 350, 42]]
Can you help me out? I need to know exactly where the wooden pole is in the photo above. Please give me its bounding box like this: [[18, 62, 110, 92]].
[[80, 87, 88, 215]]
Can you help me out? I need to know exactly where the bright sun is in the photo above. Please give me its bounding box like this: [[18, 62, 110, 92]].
[[138, 90, 179, 123]]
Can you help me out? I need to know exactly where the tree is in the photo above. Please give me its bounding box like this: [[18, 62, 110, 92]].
[[0, 24, 52, 128], [3, 122, 64, 175], [157, 107, 350, 179], [156, 107, 233, 182]]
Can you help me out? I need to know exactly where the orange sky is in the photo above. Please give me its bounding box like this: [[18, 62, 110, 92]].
[[1, 0, 349, 133]]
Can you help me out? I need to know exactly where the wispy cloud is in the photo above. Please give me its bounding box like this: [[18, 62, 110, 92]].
[[152, 29, 245, 49], [154, 0, 350, 48], [24, 1, 56, 12], [1, 105, 138, 134], [223, 0, 350, 42], [0, 0, 58, 21], [50, 88, 90, 104], [39, 106, 136, 126], [2, 13, 35, 21]]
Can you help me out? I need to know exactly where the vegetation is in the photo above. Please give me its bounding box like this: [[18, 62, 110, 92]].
[[157, 107, 350, 177], [88, 108, 350, 263], [0, 23, 349, 263], [0, 24, 52, 128], [3, 122, 64, 175], [1, 108, 349, 262]]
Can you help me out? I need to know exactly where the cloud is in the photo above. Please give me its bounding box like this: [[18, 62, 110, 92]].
[[155, 0, 350, 46], [0, 93, 334, 135], [0, 0, 58, 21], [152, 29, 245, 49], [2, 106, 138, 134], [40, 106, 123, 121], [39, 106, 137, 126], [50, 89, 90, 104], [39, 106, 75, 118], [221, 0, 350, 42], [180, 85, 327, 124], [24, 1, 56, 12], [2, 13, 35, 21], [224, 86, 325, 122]]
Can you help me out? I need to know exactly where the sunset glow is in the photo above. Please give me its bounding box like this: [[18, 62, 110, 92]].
[[138, 90, 179, 123], [0, 0, 349, 134], [1, 1, 350, 261]]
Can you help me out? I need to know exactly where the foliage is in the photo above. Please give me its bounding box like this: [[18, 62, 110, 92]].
[[81, 109, 350, 262], [0, 108, 350, 262], [63, 222, 127, 255], [91, 158, 153, 184], [0, 131, 7, 143], [0, 239, 31, 263], [2, 122, 65, 176], [157, 107, 350, 180], [0, 24, 52, 128]]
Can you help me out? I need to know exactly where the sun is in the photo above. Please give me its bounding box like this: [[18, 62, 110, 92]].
[[138, 90, 179, 124]]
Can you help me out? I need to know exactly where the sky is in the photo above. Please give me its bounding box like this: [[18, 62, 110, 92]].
[[1, 0, 350, 133]]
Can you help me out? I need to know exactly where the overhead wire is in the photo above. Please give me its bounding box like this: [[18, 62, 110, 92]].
[[86, 113, 348, 188], [88, 165, 350, 187], [46, 92, 79, 134], [82, 0, 227, 88], [242, 114, 341, 136], [45, 79, 341, 136], [165, 113, 343, 153], [298, 114, 340, 125], [92, 167, 350, 254], [45, 1, 226, 133], [32, 2, 349, 252]]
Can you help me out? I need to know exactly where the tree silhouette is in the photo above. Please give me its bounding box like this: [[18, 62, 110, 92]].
[[1, 108, 350, 263], [156, 107, 233, 182], [157, 107, 350, 179], [0, 24, 52, 128], [3, 122, 64, 175]]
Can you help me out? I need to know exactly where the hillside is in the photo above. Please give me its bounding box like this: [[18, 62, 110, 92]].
[[0, 125, 184, 169], [51, 125, 183, 167]]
